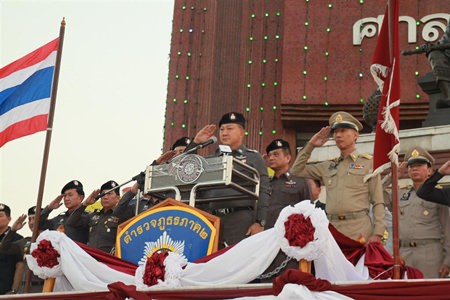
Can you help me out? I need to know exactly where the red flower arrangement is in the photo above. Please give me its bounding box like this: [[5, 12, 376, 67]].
[[143, 251, 169, 286], [31, 239, 60, 268], [284, 213, 315, 248]]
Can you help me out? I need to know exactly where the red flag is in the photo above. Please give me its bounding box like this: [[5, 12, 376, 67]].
[[370, 0, 400, 176]]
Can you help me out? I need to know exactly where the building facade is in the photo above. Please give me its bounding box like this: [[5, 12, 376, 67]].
[[164, 0, 449, 155]]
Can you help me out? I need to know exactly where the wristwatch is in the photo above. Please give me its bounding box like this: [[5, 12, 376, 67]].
[[256, 219, 266, 227]]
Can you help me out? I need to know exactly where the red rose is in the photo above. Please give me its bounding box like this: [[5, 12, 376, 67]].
[[143, 251, 169, 286], [284, 214, 315, 248], [31, 239, 60, 268]]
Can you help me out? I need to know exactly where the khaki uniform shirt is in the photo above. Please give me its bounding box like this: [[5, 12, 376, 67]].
[[291, 143, 386, 240], [385, 186, 450, 273]]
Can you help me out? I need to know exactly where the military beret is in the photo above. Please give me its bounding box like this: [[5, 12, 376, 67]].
[[171, 136, 191, 150], [404, 146, 435, 166], [28, 206, 37, 216], [61, 180, 85, 196], [219, 112, 246, 128], [329, 111, 363, 132], [100, 180, 120, 195], [266, 139, 291, 154], [0, 203, 11, 217]]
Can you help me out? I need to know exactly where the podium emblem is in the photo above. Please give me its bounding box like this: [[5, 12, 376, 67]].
[[177, 154, 203, 184]]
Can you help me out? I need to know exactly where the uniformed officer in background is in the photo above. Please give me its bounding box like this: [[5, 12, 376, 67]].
[[384, 147, 450, 278], [171, 136, 191, 155], [114, 137, 192, 223], [38, 180, 90, 243], [184, 112, 270, 247], [67, 180, 121, 253], [259, 139, 311, 282], [291, 111, 385, 243], [265, 138, 311, 229], [0, 204, 24, 295]]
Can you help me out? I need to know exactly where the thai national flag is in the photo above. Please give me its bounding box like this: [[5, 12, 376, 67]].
[[0, 38, 58, 147]]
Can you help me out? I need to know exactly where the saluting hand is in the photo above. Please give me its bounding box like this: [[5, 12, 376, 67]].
[[246, 223, 264, 236], [438, 160, 450, 176], [439, 264, 450, 278], [155, 150, 177, 165], [309, 126, 331, 147], [193, 124, 216, 144], [11, 214, 27, 232], [48, 194, 64, 210], [83, 189, 101, 206]]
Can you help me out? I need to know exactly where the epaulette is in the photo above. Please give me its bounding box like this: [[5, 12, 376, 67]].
[[360, 153, 373, 159], [399, 184, 412, 190]]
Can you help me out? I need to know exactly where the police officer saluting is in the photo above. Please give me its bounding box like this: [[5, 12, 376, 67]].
[[39, 180, 90, 243], [67, 180, 121, 254], [385, 147, 450, 278], [185, 112, 270, 247], [291, 111, 385, 243], [265, 139, 311, 229]]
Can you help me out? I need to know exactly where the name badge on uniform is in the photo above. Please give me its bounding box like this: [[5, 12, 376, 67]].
[[349, 163, 364, 169], [284, 180, 297, 188], [400, 192, 410, 201]]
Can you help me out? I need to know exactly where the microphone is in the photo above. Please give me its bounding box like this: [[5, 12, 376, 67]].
[[183, 136, 218, 155]]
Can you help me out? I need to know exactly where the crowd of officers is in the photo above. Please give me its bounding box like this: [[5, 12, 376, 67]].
[[1, 110, 450, 295]]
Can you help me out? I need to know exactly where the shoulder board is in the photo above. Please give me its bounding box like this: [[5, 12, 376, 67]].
[[359, 153, 373, 159], [399, 185, 412, 189]]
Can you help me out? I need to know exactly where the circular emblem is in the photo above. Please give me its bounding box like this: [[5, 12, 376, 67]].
[[176, 155, 203, 184]]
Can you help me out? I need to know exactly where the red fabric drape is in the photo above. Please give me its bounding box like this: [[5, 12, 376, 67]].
[[328, 224, 366, 265], [273, 269, 332, 295]]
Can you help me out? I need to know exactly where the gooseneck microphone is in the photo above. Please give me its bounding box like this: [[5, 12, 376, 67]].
[[183, 136, 218, 155]]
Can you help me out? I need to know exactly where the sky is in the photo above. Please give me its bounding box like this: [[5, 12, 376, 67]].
[[0, 0, 174, 236]]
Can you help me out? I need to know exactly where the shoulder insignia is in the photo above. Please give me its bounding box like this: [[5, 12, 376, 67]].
[[360, 153, 373, 159], [399, 185, 412, 190]]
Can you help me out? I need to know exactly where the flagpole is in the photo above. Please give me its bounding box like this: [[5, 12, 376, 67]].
[[387, 0, 401, 279], [24, 18, 66, 293]]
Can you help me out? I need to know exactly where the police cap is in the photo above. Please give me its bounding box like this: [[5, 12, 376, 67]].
[[404, 146, 435, 166], [28, 206, 37, 216], [266, 139, 291, 154], [219, 112, 246, 129], [100, 180, 120, 195], [329, 111, 363, 132], [61, 180, 85, 196], [171, 137, 191, 150], [0, 203, 11, 217]]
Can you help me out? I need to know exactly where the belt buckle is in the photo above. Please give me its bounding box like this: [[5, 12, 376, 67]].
[[338, 215, 346, 220], [409, 241, 417, 247]]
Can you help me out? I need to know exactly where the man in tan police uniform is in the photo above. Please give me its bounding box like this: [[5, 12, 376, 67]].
[[291, 111, 385, 243], [385, 147, 450, 278]]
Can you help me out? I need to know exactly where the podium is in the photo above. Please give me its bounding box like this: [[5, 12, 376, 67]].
[[144, 154, 260, 207]]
